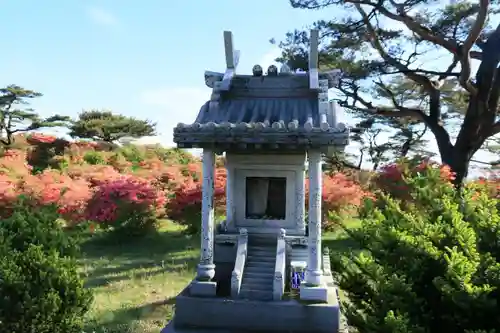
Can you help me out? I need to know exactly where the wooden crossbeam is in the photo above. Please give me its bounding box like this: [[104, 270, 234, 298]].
[[220, 31, 240, 91], [224, 31, 236, 68], [309, 29, 319, 89]]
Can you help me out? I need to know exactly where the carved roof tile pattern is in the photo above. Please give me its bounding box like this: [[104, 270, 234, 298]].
[[194, 98, 326, 129], [173, 74, 349, 150]]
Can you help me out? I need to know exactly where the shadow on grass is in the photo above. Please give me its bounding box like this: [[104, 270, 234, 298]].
[[79, 225, 199, 289], [323, 236, 361, 255], [84, 255, 197, 288], [83, 298, 176, 333]]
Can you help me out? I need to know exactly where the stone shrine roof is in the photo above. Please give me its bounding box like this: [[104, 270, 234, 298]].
[[173, 75, 349, 151], [173, 30, 348, 152]]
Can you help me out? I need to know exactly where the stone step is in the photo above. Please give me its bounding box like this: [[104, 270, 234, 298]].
[[247, 252, 275, 259], [248, 250, 275, 257], [239, 289, 273, 301], [245, 266, 275, 275], [246, 261, 275, 268], [245, 266, 275, 274], [247, 255, 275, 262], [248, 242, 276, 248], [248, 239, 276, 247], [247, 255, 274, 260], [240, 283, 273, 292], [242, 276, 274, 286], [248, 233, 277, 240], [247, 244, 275, 251], [243, 271, 274, 279]]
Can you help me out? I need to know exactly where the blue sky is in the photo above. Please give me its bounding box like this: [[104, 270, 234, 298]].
[[0, 1, 497, 173], [0, 0, 336, 145]]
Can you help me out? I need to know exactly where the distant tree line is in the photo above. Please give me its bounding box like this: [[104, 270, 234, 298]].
[[0, 85, 157, 145]]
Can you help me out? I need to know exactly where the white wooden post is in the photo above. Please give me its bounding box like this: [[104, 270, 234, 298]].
[[309, 29, 319, 89], [305, 150, 323, 286], [197, 148, 216, 281]]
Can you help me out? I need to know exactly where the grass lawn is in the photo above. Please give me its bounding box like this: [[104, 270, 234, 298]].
[[79, 221, 198, 333], [323, 218, 361, 255], [78, 218, 361, 333]]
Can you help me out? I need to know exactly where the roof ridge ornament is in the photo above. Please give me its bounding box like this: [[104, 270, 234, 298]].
[[267, 65, 278, 76], [252, 65, 263, 77]]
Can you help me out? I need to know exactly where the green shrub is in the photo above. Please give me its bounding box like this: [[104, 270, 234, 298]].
[[331, 165, 500, 333], [118, 144, 144, 163], [83, 151, 106, 165], [0, 200, 92, 333], [0, 199, 80, 257], [0, 244, 92, 333], [107, 203, 159, 238]]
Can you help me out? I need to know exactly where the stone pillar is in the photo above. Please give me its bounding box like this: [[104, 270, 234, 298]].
[[225, 165, 235, 229], [196, 148, 216, 281], [295, 167, 306, 235], [305, 150, 323, 286]]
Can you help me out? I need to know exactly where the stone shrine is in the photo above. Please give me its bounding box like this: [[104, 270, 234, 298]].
[[162, 30, 349, 333]]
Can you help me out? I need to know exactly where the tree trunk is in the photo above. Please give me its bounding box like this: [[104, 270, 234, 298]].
[[435, 99, 492, 187], [441, 150, 471, 188]]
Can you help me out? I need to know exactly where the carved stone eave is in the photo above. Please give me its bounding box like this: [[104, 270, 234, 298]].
[[174, 140, 349, 152], [205, 71, 224, 88], [173, 128, 350, 151], [174, 122, 348, 134]]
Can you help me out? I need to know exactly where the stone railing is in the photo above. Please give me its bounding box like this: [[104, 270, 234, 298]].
[[273, 228, 287, 301], [322, 247, 332, 277], [230, 228, 248, 298]]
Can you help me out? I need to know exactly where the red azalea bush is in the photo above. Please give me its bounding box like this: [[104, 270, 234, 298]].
[[0, 174, 21, 216], [0, 150, 32, 177], [65, 164, 122, 186], [468, 172, 500, 206], [26, 133, 70, 172], [0, 169, 92, 221], [375, 157, 455, 201], [26, 133, 57, 145], [85, 175, 167, 236], [166, 166, 226, 234], [166, 165, 369, 233], [314, 173, 372, 231], [21, 170, 92, 222], [0, 136, 380, 235]]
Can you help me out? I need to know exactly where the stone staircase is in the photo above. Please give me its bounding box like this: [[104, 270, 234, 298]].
[[239, 234, 277, 301]]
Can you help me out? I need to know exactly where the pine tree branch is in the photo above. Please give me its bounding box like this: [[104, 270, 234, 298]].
[[348, 0, 488, 95], [338, 83, 426, 120], [353, 4, 437, 93], [457, 0, 490, 96], [384, 69, 461, 77], [347, 0, 459, 53]]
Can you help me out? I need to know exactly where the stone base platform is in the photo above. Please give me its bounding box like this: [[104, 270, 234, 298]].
[[161, 283, 341, 333]]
